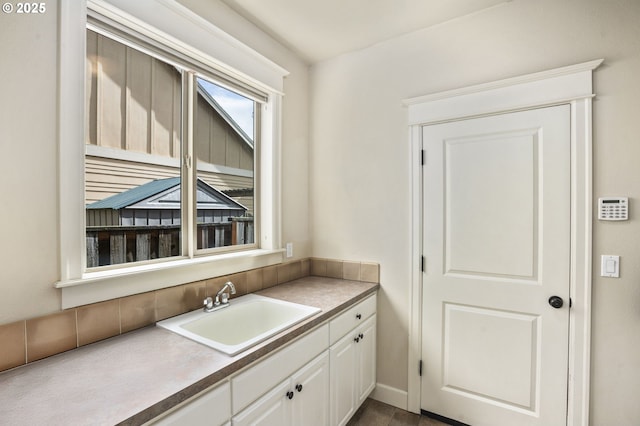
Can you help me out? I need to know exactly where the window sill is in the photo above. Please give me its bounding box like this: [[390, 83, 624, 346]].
[[56, 249, 285, 309]]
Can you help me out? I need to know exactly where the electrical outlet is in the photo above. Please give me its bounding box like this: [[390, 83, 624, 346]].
[[286, 242, 293, 258]]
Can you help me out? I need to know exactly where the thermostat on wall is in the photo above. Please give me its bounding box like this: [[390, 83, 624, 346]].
[[598, 197, 628, 221]]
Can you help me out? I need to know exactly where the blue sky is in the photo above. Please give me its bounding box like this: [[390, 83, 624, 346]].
[[198, 79, 254, 139]]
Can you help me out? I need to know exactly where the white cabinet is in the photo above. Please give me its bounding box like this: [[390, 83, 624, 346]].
[[329, 332, 357, 426], [148, 293, 376, 426], [291, 351, 330, 426], [232, 380, 291, 426], [233, 352, 329, 426], [354, 315, 376, 405], [329, 295, 377, 426], [148, 380, 231, 426], [231, 325, 328, 414]]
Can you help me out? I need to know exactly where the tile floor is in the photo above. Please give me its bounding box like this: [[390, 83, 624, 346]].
[[347, 398, 449, 426]]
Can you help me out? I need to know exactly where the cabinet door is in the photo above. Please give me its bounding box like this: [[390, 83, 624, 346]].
[[232, 381, 291, 426], [330, 333, 357, 426], [291, 352, 329, 426], [232, 324, 329, 414], [356, 315, 376, 406], [151, 381, 230, 426]]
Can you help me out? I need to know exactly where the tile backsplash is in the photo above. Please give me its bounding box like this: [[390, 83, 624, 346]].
[[25, 310, 76, 363], [0, 257, 379, 373]]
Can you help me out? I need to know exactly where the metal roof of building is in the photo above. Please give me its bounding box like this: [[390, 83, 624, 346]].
[[87, 177, 180, 210], [86, 177, 247, 211]]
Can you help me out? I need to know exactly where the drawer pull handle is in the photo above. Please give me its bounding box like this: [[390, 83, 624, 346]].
[[286, 391, 294, 400], [354, 336, 360, 343], [359, 333, 364, 339], [356, 314, 362, 320], [296, 384, 303, 392]]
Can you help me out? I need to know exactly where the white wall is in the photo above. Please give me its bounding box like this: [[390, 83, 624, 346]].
[[0, 1, 61, 321], [3, 0, 639, 421], [0, 0, 310, 323], [309, 0, 640, 423]]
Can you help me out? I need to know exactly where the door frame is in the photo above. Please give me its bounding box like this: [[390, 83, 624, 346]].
[[404, 59, 603, 426]]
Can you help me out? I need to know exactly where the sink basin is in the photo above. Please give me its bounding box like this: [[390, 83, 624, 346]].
[[157, 294, 321, 355]]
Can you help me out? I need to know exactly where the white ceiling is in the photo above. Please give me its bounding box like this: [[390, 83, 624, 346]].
[[222, 0, 509, 63]]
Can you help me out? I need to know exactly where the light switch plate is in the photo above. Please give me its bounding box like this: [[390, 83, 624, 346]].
[[601, 255, 620, 278]]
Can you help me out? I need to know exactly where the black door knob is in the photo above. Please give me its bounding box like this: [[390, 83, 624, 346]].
[[548, 296, 564, 309]]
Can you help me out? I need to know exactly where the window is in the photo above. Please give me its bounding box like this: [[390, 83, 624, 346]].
[[195, 76, 256, 251], [57, 0, 287, 308], [84, 30, 259, 268], [85, 30, 184, 267]]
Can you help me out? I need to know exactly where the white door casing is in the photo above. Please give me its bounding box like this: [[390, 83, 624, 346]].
[[421, 105, 570, 425], [405, 59, 603, 426]]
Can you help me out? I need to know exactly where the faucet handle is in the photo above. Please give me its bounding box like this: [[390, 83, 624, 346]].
[[221, 292, 229, 304], [203, 296, 214, 311]]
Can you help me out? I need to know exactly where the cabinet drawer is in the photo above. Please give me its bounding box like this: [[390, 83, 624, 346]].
[[329, 294, 377, 345], [232, 324, 329, 413]]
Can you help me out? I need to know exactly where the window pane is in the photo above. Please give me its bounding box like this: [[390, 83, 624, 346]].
[[85, 30, 182, 267], [195, 77, 256, 250]]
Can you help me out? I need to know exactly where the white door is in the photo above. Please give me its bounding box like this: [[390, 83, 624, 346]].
[[421, 105, 571, 426]]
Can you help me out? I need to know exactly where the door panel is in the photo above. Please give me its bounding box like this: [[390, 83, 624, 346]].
[[443, 304, 539, 409], [421, 105, 570, 426], [446, 129, 536, 278]]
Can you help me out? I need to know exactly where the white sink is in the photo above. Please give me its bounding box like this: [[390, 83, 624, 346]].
[[157, 294, 321, 355]]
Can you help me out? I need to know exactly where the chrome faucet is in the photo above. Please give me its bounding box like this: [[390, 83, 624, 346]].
[[216, 281, 236, 305], [203, 281, 237, 312]]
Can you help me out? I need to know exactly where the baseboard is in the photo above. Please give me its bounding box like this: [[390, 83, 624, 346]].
[[370, 383, 408, 411]]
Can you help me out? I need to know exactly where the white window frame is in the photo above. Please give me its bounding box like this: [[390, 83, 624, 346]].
[[56, 0, 289, 308]]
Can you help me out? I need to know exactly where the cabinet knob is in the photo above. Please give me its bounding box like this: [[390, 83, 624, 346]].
[[296, 384, 303, 392], [286, 391, 294, 400], [356, 313, 362, 320]]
